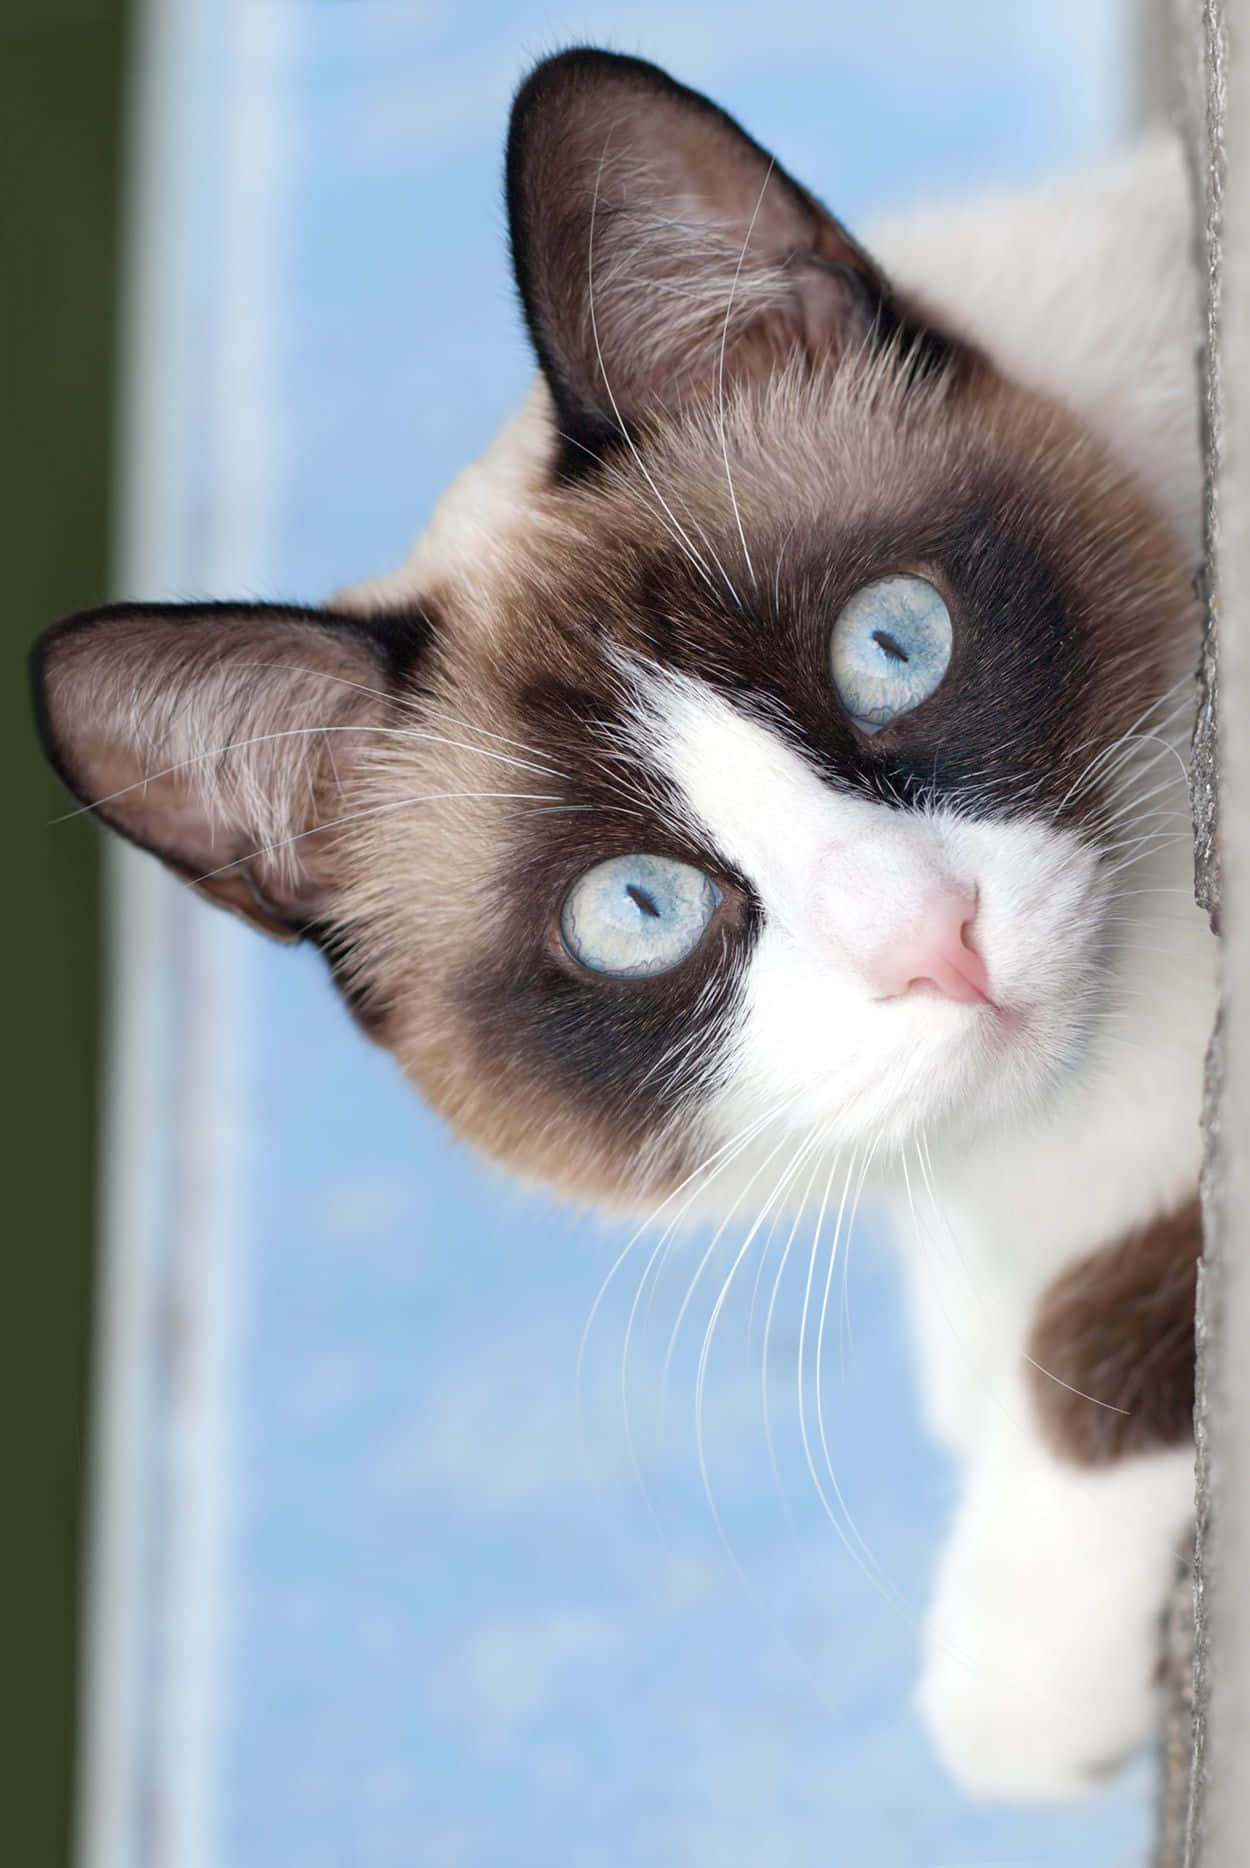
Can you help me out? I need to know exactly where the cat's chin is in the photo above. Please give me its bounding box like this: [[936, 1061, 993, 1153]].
[[927, 962, 1112, 1110], [915, 962, 1149, 1160], [711, 977, 1104, 1174], [918, 1002, 1082, 1142]]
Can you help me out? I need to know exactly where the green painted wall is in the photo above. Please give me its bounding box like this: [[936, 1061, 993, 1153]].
[[3, 4, 128, 1863]]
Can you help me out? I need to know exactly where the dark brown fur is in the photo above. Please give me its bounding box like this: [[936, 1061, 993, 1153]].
[[1027, 1200, 1200, 1464]]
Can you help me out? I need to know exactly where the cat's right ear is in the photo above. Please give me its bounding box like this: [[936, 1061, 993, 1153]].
[[31, 600, 431, 939], [506, 49, 940, 469]]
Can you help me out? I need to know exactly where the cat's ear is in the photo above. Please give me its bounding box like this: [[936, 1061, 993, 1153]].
[[507, 48, 938, 464], [32, 601, 430, 939]]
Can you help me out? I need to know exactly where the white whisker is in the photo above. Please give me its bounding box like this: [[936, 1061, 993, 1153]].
[[189, 787, 565, 885], [586, 149, 725, 595], [715, 158, 775, 595]]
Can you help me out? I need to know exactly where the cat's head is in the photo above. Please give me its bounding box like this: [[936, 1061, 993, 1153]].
[[33, 50, 1193, 1207]]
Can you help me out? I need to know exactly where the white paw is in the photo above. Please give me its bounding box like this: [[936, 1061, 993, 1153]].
[[917, 1434, 1194, 1801], [917, 1590, 1159, 1800]]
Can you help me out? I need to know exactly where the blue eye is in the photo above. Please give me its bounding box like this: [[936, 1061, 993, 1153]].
[[830, 574, 953, 732], [560, 854, 721, 978]]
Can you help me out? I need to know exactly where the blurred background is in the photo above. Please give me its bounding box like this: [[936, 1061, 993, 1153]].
[[11, 2, 1177, 1865]]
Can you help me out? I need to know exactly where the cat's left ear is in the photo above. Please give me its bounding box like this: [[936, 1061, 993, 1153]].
[[32, 601, 431, 939], [507, 48, 951, 465]]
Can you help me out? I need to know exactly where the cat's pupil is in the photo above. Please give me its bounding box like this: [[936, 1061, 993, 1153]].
[[872, 628, 910, 664], [627, 884, 662, 918]]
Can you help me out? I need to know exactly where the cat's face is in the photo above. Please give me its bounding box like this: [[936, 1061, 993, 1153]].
[[34, 50, 1193, 1208]]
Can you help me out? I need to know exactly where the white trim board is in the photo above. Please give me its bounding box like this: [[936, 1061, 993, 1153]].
[[75, 3, 297, 1864]]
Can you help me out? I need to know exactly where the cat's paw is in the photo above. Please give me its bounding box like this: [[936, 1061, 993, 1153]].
[[916, 1594, 1156, 1800], [916, 1434, 1194, 1800]]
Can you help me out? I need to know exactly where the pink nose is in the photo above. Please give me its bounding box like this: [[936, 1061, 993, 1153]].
[[870, 898, 990, 1005]]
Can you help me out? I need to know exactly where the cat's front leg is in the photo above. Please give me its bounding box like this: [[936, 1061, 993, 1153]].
[[916, 1397, 1194, 1800], [917, 1199, 1200, 1798]]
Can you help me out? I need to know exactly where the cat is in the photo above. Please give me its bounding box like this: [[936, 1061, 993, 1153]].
[[32, 48, 1213, 1801]]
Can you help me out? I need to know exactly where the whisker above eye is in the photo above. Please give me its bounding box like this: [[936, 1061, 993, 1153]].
[[715, 157, 775, 597], [188, 788, 568, 886], [230, 657, 592, 782], [51, 721, 570, 828], [236, 658, 578, 774], [585, 149, 725, 600]]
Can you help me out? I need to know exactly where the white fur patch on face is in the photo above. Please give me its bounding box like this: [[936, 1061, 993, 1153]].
[[627, 666, 1108, 1150]]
